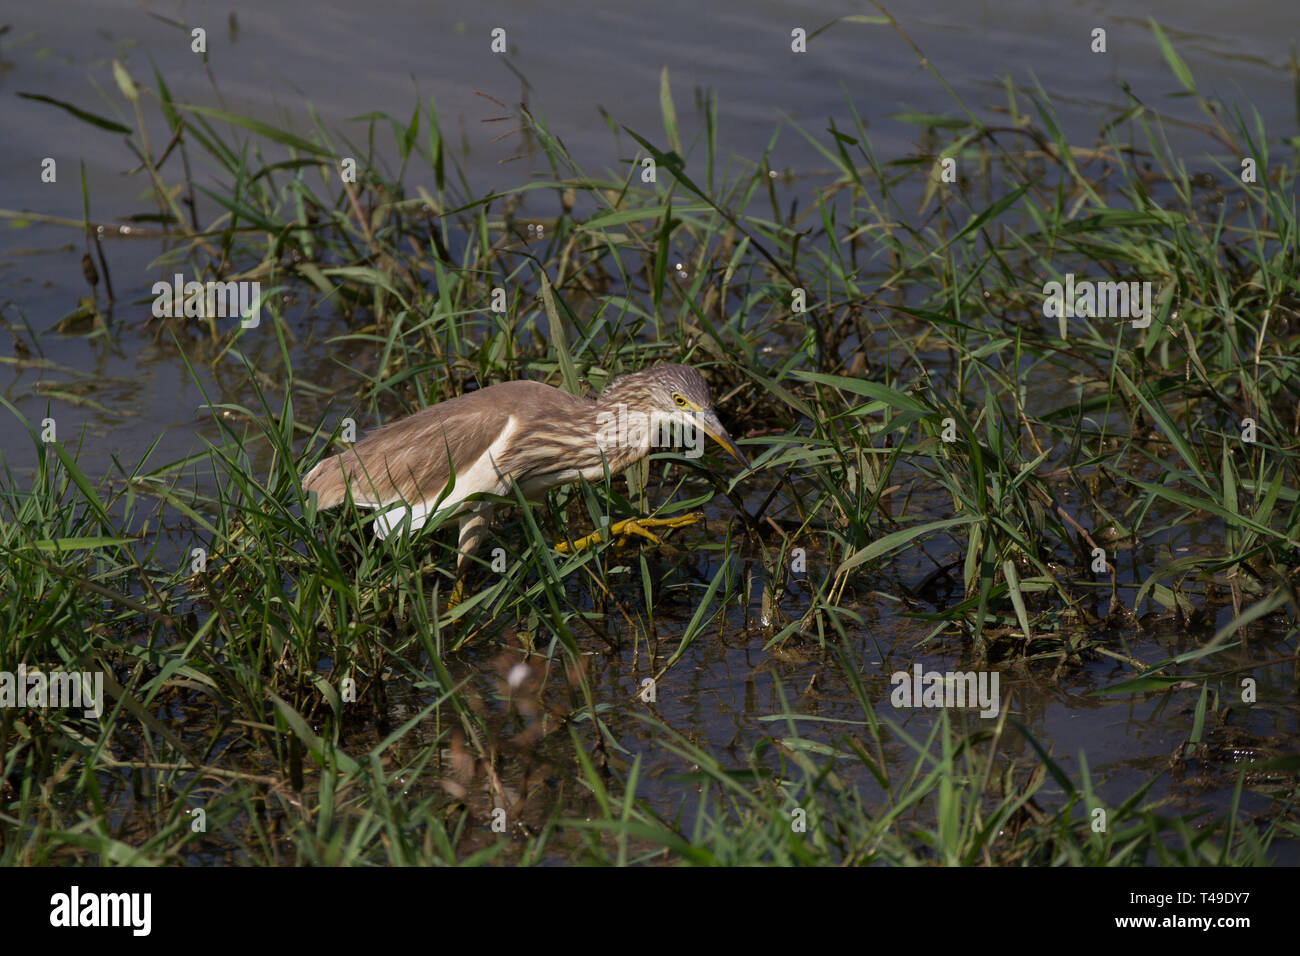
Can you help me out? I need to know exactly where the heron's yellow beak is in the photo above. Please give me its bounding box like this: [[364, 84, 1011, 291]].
[[701, 411, 748, 468]]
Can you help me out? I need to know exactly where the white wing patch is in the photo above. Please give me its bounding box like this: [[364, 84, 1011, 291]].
[[364, 415, 519, 540]]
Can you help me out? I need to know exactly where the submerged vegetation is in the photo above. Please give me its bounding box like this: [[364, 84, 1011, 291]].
[[1, 16, 1298, 865]]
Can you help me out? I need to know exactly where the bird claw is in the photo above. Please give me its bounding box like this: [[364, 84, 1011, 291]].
[[555, 512, 705, 554], [445, 578, 466, 609]]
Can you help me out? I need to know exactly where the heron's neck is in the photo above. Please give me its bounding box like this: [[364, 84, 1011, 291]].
[[590, 392, 660, 472]]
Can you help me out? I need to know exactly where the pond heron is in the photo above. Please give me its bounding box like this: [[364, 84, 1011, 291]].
[[302, 364, 746, 567]]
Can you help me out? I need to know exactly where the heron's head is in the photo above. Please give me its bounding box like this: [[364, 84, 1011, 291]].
[[600, 364, 747, 465]]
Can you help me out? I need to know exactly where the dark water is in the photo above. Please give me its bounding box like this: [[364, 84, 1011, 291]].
[[5, 0, 1297, 474]]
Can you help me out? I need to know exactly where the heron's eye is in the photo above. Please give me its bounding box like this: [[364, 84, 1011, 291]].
[[673, 393, 688, 407]]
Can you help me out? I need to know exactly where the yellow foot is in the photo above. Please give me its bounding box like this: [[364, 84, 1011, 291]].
[[554, 512, 705, 555], [445, 577, 466, 610]]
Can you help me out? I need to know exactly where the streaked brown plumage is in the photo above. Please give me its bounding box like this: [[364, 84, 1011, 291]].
[[302, 364, 744, 566]]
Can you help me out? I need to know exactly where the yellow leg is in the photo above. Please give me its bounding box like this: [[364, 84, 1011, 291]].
[[554, 512, 705, 555], [445, 576, 466, 610]]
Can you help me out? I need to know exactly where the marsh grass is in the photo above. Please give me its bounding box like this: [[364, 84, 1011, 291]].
[[1, 17, 1298, 864]]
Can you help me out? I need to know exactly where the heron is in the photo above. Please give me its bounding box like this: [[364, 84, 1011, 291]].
[[302, 363, 746, 568]]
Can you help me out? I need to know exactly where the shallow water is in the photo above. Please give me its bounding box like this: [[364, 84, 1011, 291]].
[[5, 0, 1298, 473]]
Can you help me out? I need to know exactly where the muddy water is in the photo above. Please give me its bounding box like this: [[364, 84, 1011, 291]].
[[5, 0, 1296, 473]]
